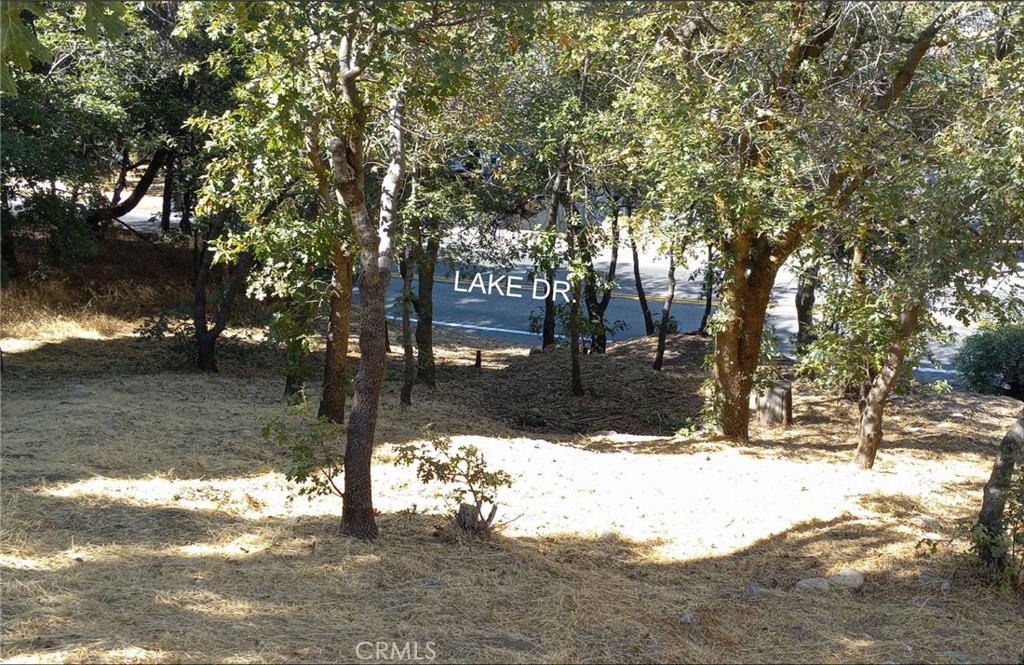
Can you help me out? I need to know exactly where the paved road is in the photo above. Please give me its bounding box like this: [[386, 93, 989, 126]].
[[379, 256, 966, 383], [125, 211, 966, 383]]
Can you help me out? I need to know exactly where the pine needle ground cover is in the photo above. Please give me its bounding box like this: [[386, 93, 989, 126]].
[[2, 310, 1022, 663]]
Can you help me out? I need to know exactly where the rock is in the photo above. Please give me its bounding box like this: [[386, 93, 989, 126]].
[[743, 584, 762, 598], [678, 612, 699, 624], [828, 568, 865, 589], [881, 660, 899, 665], [795, 577, 831, 592], [422, 578, 443, 587], [593, 430, 617, 437]]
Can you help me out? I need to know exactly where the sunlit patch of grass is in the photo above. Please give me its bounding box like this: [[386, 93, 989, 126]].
[[3, 306, 1023, 662]]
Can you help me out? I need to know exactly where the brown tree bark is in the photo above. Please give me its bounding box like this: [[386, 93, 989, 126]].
[[653, 246, 677, 371], [542, 143, 569, 349], [112, 145, 130, 206], [568, 215, 584, 397], [714, 231, 782, 441], [697, 244, 714, 335], [160, 151, 175, 233], [192, 210, 256, 372], [795, 263, 818, 356], [400, 249, 419, 405], [976, 408, 1024, 568], [307, 113, 354, 425], [179, 190, 194, 234], [318, 239, 353, 423], [583, 199, 619, 354], [415, 216, 439, 387], [710, 5, 955, 443], [629, 226, 656, 336], [853, 303, 923, 469], [331, 72, 406, 539], [88, 147, 170, 230]]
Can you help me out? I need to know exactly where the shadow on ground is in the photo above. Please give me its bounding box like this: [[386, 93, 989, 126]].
[[2, 486, 1021, 664]]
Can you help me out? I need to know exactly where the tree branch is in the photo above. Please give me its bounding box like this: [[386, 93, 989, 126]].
[[872, 4, 961, 112]]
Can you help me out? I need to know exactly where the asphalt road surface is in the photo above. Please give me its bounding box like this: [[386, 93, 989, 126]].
[[122, 209, 967, 383], [378, 256, 965, 384]]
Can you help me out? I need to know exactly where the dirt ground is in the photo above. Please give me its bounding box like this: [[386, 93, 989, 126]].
[[2, 260, 1024, 662]]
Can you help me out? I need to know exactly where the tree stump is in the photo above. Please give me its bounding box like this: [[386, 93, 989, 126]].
[[756, 382, 793, 426], [475, 350, 482, 370], [456, 502, 498, 534]]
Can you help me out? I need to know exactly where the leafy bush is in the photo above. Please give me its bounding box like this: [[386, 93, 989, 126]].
[[969, 467, 1024, 595], [954, 324, 1024, 399], [527, 303, 629, 347], [135, 310, 262, 367], [135, 311, 197, 361], [262, 408, 346, 500], [917, 466, 1024, 596], [653, 315, 679, 335], [8, 193, 97, 267], [395, 428, 513, 535]]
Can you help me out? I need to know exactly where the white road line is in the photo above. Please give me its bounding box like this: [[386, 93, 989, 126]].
[[398, 316, 539, 337]]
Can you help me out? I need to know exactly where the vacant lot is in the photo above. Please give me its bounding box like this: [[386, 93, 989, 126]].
[[2, 291, 1022, 664]]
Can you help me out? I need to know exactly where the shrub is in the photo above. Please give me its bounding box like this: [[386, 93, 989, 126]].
[[970, 467, 1024, 595], [527, 303, 630, 347], [395, 428, 513, 535], [954, 324, 1024, 400], [9, 193, 97, 267], [262, 408, 346, 500]]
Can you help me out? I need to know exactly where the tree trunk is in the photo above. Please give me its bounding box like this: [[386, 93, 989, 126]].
[[630, 230, 656, 336], [850, 221, 877, 403], [543, 272, 557, 347], [400, 252, 418, 406], [179, 189, 194, 234], [161, 151, 175, 233], [332, 82, 406, 540], [653, 247, 677, 371], [976, 408, 1024, 568], [542, 143, 569, 349], [583, 201, 619, 354], [196, 332, 217, 371], [112, 145, 130, 206], [853, 303, 923, 469], [1, 222, 17, 279], [698, 244, 714, 335], [569, 230, 584, 397], [88, 147, 170, 230], [415, 217, 439, 387], [192, 211, 227, 371], [795, 263, 818, 356], [308, 109, 353, 425], [714, 232, 781, 442], [318, 239, 353, 423]]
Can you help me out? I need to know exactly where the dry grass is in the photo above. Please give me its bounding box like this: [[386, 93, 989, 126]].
[[1, 230, 193, 340], [3, 259, 1024, 663]]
